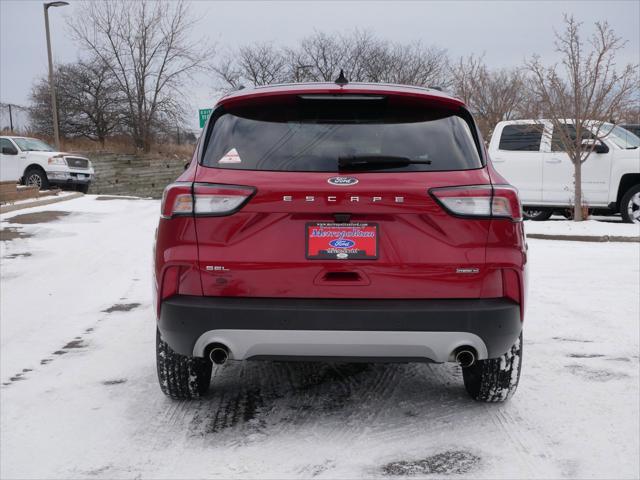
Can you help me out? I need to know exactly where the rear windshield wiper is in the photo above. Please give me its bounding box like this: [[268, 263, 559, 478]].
[[338, 155, 431, 170]]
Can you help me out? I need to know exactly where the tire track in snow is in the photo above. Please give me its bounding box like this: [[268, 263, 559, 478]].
[[143, 361, 404, 448], [497, 407, 556, 462], [474, 379, 559, 478], [135, 359, 560, 478], [482, 404, 541, 474], [239, 361, 374, 442], [353, 362, 558, 477], [324, 362, 469, 456], [314, 363, 400, 444]]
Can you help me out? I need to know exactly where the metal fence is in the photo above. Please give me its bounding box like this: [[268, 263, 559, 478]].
[[0, 103, 32, 134]]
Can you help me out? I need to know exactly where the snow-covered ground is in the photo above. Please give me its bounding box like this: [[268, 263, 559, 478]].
[[1, 196, 638, 479], [524, 216, 640, 238]]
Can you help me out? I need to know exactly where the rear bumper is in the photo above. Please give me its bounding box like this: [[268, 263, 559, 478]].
[[158, 296, 522, 362]]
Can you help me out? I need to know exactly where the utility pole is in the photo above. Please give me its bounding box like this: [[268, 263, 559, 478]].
[[43, 1, 69, 150], [8, 104, 13, 131]]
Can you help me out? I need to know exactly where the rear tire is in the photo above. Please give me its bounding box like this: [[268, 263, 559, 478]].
[[462, 333, 522, 402], [77, 183, 90, 194], [620, 185, 640, 224], [522, 208, 552, 221], [24, 168, 49, 190], [156, 329, 212, 399]]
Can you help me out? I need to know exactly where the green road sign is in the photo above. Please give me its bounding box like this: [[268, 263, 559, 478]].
[[199, 108, 213, 128]]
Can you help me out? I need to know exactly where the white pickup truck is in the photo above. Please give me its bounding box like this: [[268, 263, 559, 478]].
[[0, 136, 94, 193], [488, 120, 640, 223]]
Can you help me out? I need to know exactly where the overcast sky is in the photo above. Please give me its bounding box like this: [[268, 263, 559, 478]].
[[1, 0, 638, 129]]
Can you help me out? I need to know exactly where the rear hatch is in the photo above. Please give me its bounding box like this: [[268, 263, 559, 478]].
[[193, 93, 498, 299]]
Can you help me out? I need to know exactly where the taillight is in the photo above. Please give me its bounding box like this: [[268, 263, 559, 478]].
[[161, 183, 193, 219], [430, 185, 522, 221], [193, 183, 256, 216], [492, 186, 522, 221], [160, 183, 255, 219]]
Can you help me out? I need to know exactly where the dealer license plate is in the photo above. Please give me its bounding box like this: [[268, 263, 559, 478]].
[[306, 223, 378, 260]]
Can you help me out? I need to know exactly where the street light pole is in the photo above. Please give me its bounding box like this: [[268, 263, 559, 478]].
[[43, 1, 68, 151]]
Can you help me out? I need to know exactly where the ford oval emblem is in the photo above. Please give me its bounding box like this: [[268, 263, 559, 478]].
[[328, 176, 358, 186], [329, 239, 355, 249]]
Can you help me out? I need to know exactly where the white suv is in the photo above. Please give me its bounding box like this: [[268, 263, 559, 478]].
[[0, 136, 95, 193], [488, 120, 640, 223]]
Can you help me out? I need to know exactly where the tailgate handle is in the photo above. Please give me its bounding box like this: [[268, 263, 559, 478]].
[[314, 269, 370, 285], [323, 271, 361, 282]]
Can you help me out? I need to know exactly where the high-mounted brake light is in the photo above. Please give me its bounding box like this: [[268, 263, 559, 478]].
[[298, 94, 386, 101], [430, 185, 522, 221], [160, 183, 255, 219]]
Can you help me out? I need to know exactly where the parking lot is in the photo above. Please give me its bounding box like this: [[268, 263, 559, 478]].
[[1, 196, 638, 479]]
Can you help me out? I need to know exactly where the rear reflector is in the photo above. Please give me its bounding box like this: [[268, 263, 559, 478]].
[[160, 265, 181, 302], [161, 183, 255, 219], [430, 185, 522, 221]]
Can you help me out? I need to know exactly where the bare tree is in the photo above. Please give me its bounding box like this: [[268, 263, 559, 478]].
[[215, 31, 347, 87], [449, 54, 484, 108], [69, 0, 209, 152], [618, 97, 640, 124], [476, 68, 527, 138], [238, 43, 289, 86], [214, 30, 450, 91], [297, 31, 347, 81], [30, 73, 72, 140], [449, 55, 527, 138], [213, 54, 244, 91], [526, 15, 638, 221], [65, 61, 125, 145], [341, 30, 382, 82], [363, 41, 449, 87], [214, 43, 290, 91], [31, 61, 125, 145]]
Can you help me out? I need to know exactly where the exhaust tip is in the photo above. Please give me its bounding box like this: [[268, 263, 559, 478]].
[[454, 347, 476, 368], [209, 346, 229, 365]]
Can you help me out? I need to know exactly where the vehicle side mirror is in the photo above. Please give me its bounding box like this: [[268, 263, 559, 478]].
[[184, 162, 190, 171], [581, 139, 609, 154], [2, 146, 18, 155]]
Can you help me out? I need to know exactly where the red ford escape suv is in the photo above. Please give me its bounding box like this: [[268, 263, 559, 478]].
[[154, 80, 527, 403]]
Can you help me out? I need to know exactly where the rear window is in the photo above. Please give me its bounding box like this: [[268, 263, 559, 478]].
[[201, 99, 482, 172], [498, 124, 544, 151]]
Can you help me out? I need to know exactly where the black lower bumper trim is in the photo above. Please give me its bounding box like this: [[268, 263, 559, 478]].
[[158, 296, 522, 359], [50, 180, 91, 185]]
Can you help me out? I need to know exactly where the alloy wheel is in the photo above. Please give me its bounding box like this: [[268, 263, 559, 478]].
[[27, 173, 42, 189], [627, 192, 640, 224], [523, 209, 544, 218], [522, 208, 552, 221]]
